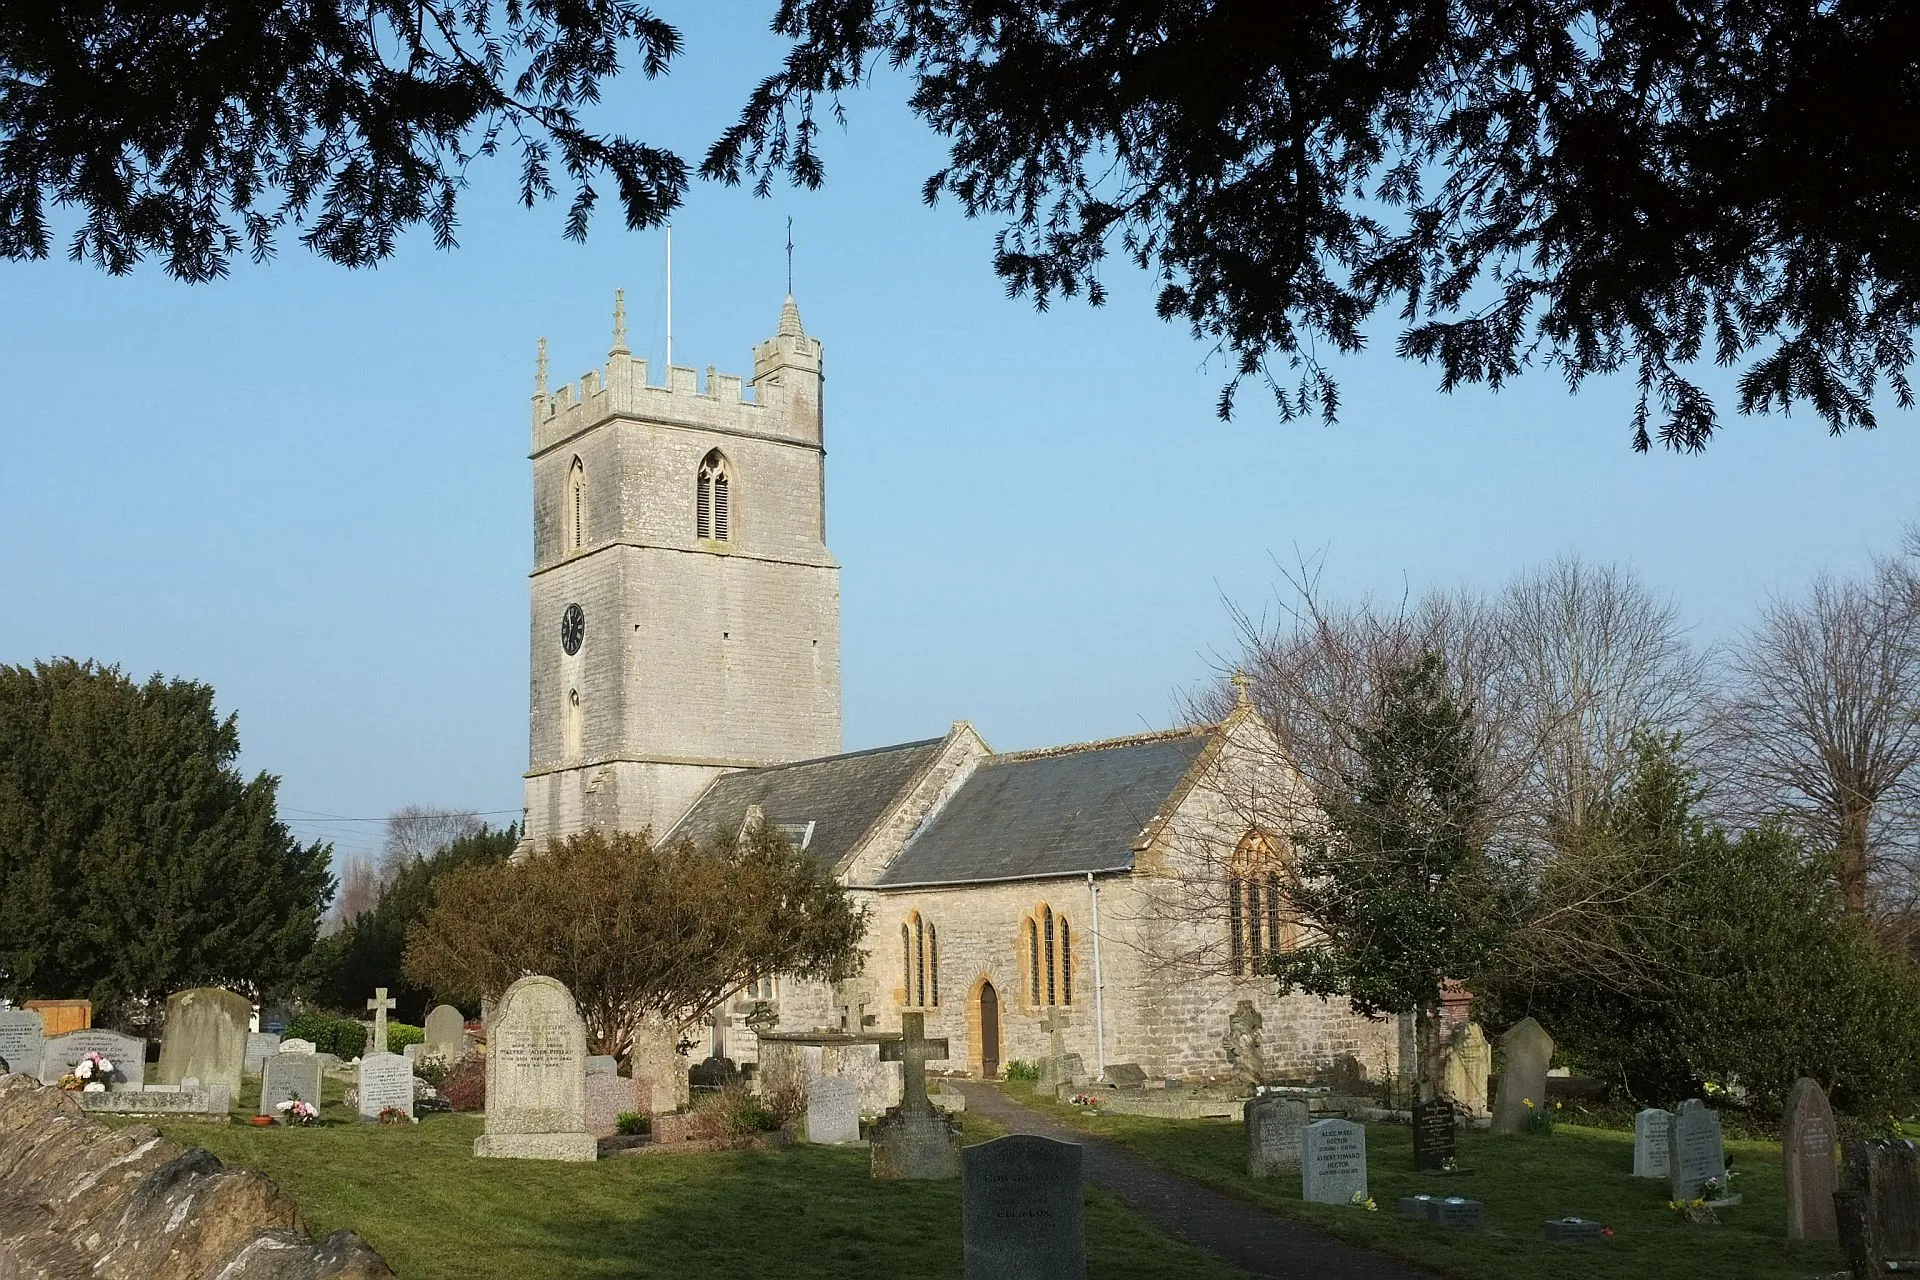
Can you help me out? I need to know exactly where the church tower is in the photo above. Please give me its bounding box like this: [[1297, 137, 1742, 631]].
[[522, 294, 841, 849]]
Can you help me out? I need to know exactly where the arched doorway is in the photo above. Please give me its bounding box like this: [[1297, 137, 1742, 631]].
[[977, 980, 1000, 1079]]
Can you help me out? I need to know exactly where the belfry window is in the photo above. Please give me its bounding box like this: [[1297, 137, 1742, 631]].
[[566, 457, 586, 550], [697, 450, 731, 541]]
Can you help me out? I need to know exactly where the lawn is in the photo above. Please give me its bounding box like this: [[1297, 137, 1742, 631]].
[[1005, 1082, 1847, 1280], [131, 1084, 1251, 1280]]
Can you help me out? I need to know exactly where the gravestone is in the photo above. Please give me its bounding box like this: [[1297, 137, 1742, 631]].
[[1036, 1009, 1079, 1090], [423, 1004, 465, 1056], [1835, 1138, 1920, 1275], [962, 1134, 1085, 1280], [1104, 1064, 1147, 1089], [1784, 1078, 1839, 1240], [1244, 1093, 1309, 1176], [1412, 1097, 1457, 1171], [357, 1053, 415, 1123], [260, 1052, 323, 1118], [1544, 1217, 1604, 1243], [244, 1032, 281, 1075], [806, 1075, 860, 1144], [280, 1038, 318, 1056], [873, 1012, 961, 1179], [0, 1008, 45, 1077], [583, 1072, 636, 1139], [1632, 1108, 1673, 1178], [1668, 1098, 1727, 1201], [585, 1055, 618, 1076], [40, 1029, 146, 1088], [474, 973, 595, 1161], [79, 1082, 229, 1119], [1302, 1118, 1368, 1205], [155, 987, 251, 1092], [1490, 1017, 1553, 1136], [1432, 1197, 1485, 1231], [1440, 1022, 1492, 1116], [366, 988, 396, 1058]]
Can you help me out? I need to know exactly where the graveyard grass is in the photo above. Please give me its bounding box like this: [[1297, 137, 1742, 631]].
[[121, 1081, 1245, 1280], [1006, 1083, 1843, 1280]]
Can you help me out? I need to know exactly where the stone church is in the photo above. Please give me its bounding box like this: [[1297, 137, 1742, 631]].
[[520, 295, 1396, 1086]]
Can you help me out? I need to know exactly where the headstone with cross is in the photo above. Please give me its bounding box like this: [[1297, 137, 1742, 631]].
[[880, 1012, 947, 1113], [366, 988, 396, 1059], [833, 982, 871, 1034], [1036, 1008, 1081, 1090], [874, 1012, 959, 1180]]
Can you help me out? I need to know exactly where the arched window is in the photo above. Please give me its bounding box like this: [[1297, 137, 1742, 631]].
[[1059, 919, 1072, 1006], [1042, 906, 1056, 1005], [697, 450, 731, 541], [901, 912, 940, 1009], [928, 921, 939, 1008], [1227, 874, 1244, 973], [914, 915, 927, 1008], [901, 923, 911, 1003], [1229, 832, 1290, 976], [566, 457, 585, 551], [1026, 917, 1041, 1006]]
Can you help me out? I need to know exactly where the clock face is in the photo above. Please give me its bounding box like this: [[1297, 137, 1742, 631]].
[[560, 603, 586, 656]]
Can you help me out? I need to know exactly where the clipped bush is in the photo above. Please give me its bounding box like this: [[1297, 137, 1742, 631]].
[[443, 1055, 486, 1111], [615, 1111, 649, 1136], [283, 1012, 367, 1060], [386, 1022, 423, 1055]]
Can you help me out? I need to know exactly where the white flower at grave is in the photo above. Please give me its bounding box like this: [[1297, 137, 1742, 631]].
[[75, 1059, 93, 1079], [275, 1100, 294, 1113], [96, 1057, 113, 1074], [83, 1082, 105, 1093]]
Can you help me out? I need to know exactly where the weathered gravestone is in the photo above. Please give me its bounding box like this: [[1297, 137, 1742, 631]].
[[1035, 1009, 1082, 1090], [155, 987, 250, 1092], [357, 1053, 415, 1123], [40, 1029, 145, 1088], [1412, 1097, 1457, 1172], [1784, 1078, 1839, 1240], [1244, 1093, 1309, 1176], [244, 1032, 281, 1075], [585, 1055, 618, 1076], [1835, 1138, 1920, 1277], [1669, 1098, 1727, 1201], [474, 974, 595, 1161], [1491, 1017, 1553, 1136], [1221, 999, 1269, 1086], [962, 1134, 1086, 1280], [1104, 1063, 1147, 1089], [1545, 1217, 1604, 1243], [1440, 1021, 1492, 1117], [78, 1082, 229, 1120], [583, 1072, 636, 1139], [423, 1004, 465, 1057], [806, 1075, 860, 1144], [872, 1012, 961, 1179], [260, 1051, 323, 1118], [1302, 1118, 1368, 1205], [280, 1038, 318, 1056], [1633, 1108, 1673, 1178], [0, 1008, 45, 1077]]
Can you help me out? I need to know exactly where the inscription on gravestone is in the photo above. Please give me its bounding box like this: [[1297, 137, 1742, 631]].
[[1412, 1098, 1456, 1172], [0, 1009, 45, 1078], [1669, 1099, 1727, 1201], [260, 1052, 323, 1118], [806, 1076, 860, 1145], [245, 1032, 282, 1075], [474, 973, 595, 1161], [1784, 1078, 1838, 1240], [1244, 1093, 1309, 1176], [962, 1134, 1086, 1280], [357, 1053, 415, 1123], [1491, 1017, 1553, 1137], [1632, 1108, 1673, 1178], [40, 1029, 146, 1089], [1302, 1118, 1368, 1205]]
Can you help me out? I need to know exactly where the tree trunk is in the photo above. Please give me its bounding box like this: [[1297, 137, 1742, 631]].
[[1838, 799, 1871, 914], [1415, 1003, 1446, 1104]]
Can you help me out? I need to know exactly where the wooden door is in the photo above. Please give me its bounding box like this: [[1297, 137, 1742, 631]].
[[979, 981, 1000, 1079]]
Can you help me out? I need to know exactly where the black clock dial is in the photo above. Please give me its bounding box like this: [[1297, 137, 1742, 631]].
[[560, 603, 586, 655]]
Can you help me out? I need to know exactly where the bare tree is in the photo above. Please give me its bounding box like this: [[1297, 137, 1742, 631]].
[[1493, 556, 1708, 845], [1721, 564, 1920, 912], [381, 806, 484, 877], [328, 854, 381, 931]]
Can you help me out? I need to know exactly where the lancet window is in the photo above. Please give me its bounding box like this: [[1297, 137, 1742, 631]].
[[696, 450, 731, 541]]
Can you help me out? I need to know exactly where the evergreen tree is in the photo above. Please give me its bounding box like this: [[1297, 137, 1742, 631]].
[[0, 659, 333, 1018], [1274, 652, 1502, 1098]]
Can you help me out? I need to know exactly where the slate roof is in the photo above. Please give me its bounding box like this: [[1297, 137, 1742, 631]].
[[873, 728, 1215, 888], [665, 737, 946, 869]]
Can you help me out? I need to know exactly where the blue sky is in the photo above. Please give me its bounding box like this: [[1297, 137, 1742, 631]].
[[3, 8, 1917, 869]]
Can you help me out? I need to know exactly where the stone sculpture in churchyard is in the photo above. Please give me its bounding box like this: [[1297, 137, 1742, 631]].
[[1633, 1107, 1674, 1178], [872, 1012, 961, 1179], [244, 1032, 281, 1075], [1783, 1077, 1839, 1240], [260, 1052, 323, 1119], [1440, 1022, 1492, 1117], [0, 1008, 45, 1077], [1035, 1008, 1082, 1091], [357, 1051, 416, 1124], [1221, 1000, 1269, 1086], [1669, 1098, 1728, 1202], [1490, 1017, 1553, 1137], [805, 1075, 860, 1145], [1244, 1093, 1309, 1176], [1302, 1118, 1369, 1205], [155, 987, 251, 1092], [474, 974, 596, 1161], [40, 1029, 146, 1089], [962, 1134, 1086, 1280]]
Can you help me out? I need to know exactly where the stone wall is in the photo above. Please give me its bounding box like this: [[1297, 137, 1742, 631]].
[[0, 1075, 392, 1279]]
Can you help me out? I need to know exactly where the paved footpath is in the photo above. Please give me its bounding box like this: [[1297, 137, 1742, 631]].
[[954, 1082, 1436, 1280]]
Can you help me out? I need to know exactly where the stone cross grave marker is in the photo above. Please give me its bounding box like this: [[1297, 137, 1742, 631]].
[[832, 982, 871, 1034], [1668, 1098, 1727, 1201], [0, 1008, 45, 1078], [40, 1029, 146, 1089], [1302, 1118, 1368, 1205], [879, 1011, 947, 1116], [873, 1012, 961, 1178], [806, 1075, 860, 1144], [244, 1032, 281, 1075], [1412, 1097, 1457, 1171], [1037, 1008, 1075, 1089], [1440, 1021, 1492, 1117], [366, 988, 396, 1058], [1490, 1017, 1553, 1136], [962, 1134, 1086, 1280], [474, 974, 595, 1161], [1784, 1077, 1839, 1240], [357, 1052, 414, 1123], [260, 1052, 323, 1118], [156, 987, 250, 1092], [1244, 1093, 1309, 1176], [422, 1004, 465, 1057]]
